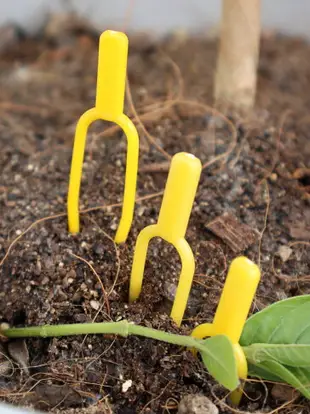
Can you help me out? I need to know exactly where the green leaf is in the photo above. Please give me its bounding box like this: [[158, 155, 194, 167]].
[[240, 295, 310, 346], [244, 343, 310, 367], [199, 335, 239, 391], [240, 295, 310, 399], [247, 362, 282, 382], [248, 360, 310, 399]]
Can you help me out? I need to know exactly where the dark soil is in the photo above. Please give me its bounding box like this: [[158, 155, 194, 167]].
[[1, 25, 310, 413]]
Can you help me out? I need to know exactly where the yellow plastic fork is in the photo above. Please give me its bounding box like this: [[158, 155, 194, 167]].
[[129, 152, 202, 326], [191, 256, 260, 404], [67, 30, 139, 243]]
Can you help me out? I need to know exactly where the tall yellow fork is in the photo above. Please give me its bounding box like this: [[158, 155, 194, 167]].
[[67, 30, 139, 243]]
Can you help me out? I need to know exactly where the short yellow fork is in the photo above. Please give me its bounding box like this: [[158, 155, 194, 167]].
[[129, 152, 202, 326], [191, 257, 261, 404]]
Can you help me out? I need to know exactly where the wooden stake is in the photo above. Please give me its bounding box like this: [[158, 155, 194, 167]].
[[214, 0, 261, 110]]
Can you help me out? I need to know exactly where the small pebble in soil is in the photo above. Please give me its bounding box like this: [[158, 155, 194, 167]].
[[163, 282, 177, 301], [34, 260, 42, 275], [63, 276, 74, 288], [81, 241, 90, 249], [122, 379, 133, 393], [110, 220, 118, 230], [81, 283, 87, 291], [270, 173, 278, 182], [0, 343, 12, 376], [93, 243, 105, 256], [0, 359, 12, 376], [177, 394, 218, 414], [41, 276, 49, 285], [90, 300, 100, 310], [66, 269, 77, 279], [271, 383, 299, 402], [56, 288, 68, 301], [137, 206, 146, 217], [277, 245, 293, 262]]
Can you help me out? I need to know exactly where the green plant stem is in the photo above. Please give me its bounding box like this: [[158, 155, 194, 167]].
[[2, 320, 240, 392], [3, 320, 205, 352]]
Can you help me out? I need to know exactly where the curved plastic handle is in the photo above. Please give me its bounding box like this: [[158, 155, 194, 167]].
[[129, 152, 202, 326], [67, 30, 139, 243]]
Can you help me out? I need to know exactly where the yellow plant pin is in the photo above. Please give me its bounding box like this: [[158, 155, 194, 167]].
[[67, 30, 139, 243], [191, 256, 260, 404], [129, 152, 202, 326]]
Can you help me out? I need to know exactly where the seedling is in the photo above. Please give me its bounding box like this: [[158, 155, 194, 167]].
[[1, 320, 239, 393], [67, 30, 139, 243], [3, 272, 310, 402], [192, 256, 261, 404], [129, 152, 202, 326]]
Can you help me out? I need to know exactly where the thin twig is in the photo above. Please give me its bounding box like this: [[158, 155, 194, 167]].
[[0, 212, 65, 267], [94, 98, 238, 173], [258, 109, 292, 185], [126, 79, 172, 160], [258, 179, 270, 267], [69, 252, 110, 316], [88, 217, 121, 295], [140, 381, 173, 413], [0, 191, 163, 268]]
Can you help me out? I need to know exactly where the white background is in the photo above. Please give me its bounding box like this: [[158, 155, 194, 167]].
[[0, 0, 309, 38]]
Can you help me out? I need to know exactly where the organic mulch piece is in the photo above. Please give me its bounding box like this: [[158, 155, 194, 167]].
[[35, 383, 82, 409], [271, 383, 300, 402], [206, 212, 259, 253], [289, 224, 310, 240], [7, 339, 29, 375], [277, 245, 293, 262]]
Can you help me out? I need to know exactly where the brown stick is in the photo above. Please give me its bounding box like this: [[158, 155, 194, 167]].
[[214, 0, 261, 110]]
